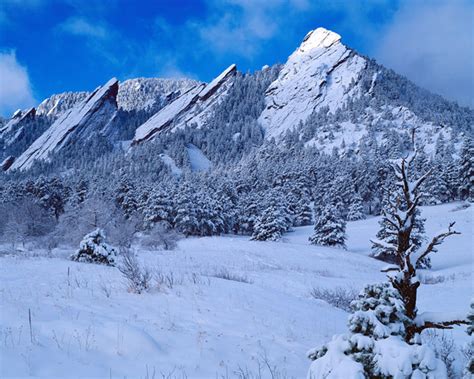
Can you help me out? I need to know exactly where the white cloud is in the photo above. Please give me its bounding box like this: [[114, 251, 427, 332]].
[[374, 0, 474, 107], [191, 0, 312, 57], [0, 51, 35, 117], [59, 17, 109, 39]]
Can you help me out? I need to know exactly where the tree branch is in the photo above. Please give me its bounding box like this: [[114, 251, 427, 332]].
[[414, 222, 460, 265], [413, 319, 468, 334]]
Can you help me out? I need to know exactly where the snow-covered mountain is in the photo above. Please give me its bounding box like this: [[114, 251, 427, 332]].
[[133, 64, 237, 144], [1, 77, 199, 171], [259, 28, 366, 138], [130, 27, 471, 153], [1, 27, 472, 172], [10, 78, 120, 171]]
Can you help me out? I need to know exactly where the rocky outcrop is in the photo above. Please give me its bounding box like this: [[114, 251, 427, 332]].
[[1, 155, 15, 171], [258, 28, 366, 138], [133, 64, 237, 144], [9, 78, 119, 171]]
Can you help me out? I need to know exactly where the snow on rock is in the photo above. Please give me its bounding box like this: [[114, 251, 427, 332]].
[[259, 27, 366, 138], [9, 78, 119, 171], [198, 64, 236, 100], [133, 85, 205, 143], [186, 143, 211, 171], [0, 107, 37, 148], [133, 64, 237, 144]]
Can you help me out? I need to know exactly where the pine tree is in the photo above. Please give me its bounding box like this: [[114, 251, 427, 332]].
[[251, 195, 290, 241], [308, 282, 447, 378], [173, 186, 199, 237], [235, 193, 260, 235], [459, 137, 473, 201], [309, 206, 346, 248], [465, 299, 474, 377], [308, 154, 467, 378], [372, 186, 429, 269], [293, 194, 313, 226], [143, 188, 174, 229], [70, 229, 117, 266], [347, 193, 365, 221]]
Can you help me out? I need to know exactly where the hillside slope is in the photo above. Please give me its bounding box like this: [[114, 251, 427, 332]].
[[0, 203, 471, 377]]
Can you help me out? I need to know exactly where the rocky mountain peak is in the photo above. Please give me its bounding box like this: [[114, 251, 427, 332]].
[[298, 27, 342, 53]]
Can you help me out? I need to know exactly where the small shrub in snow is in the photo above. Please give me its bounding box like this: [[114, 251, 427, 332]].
[[141, 223, 180, 250], [156, 271, 184, 289], [309, 286, 358, 312], [212, 268, 252, 284], [70, 229, 117, 266], [424, 330, 457, 379], [118, 249, 151, 294]]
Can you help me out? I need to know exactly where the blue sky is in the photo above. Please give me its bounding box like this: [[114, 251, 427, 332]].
[[0, 0, 472, 116]]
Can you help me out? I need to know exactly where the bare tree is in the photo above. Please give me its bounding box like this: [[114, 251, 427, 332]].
[[57, 196, 117, 246], [373, 152, 466, 342], [141, 222, 180, 251], [1, 198, 55, 249]]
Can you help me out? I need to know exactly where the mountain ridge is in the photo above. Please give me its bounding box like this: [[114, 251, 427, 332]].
[[1, 27, 472, 172]]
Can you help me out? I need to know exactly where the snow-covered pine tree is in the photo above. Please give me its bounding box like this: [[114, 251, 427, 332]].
[[142, 187, 174, 229], [235, 193, 261, 235], [308, 154, 467, 378], [293, 193, 313, 226], [465, 299, 474, 377], [307, 282, 448, 377], [309, 205, 346, 248], [347, 192, 365, 221], [70, 228, 117, 266], [459, 137, 473, 202], [173, 185, 199, 237], [250, 194, 290, 241], [372, 183, 429, 269]]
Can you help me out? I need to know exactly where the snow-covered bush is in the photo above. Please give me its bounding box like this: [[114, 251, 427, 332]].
[[70, 229, 117, 266], [464, 300, 474, 377], [140, 223, 180, 250], [307, 282, 447, 378], [309, 286, 358, 312], [309, 207, 346, 248]]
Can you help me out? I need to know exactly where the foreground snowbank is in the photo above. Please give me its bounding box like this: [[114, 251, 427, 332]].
[[0, 203, 471, 377]]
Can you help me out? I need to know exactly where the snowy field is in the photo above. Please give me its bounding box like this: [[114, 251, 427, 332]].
[[0, 203, 471, 378]]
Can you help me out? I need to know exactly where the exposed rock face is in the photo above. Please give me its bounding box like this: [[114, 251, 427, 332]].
[[133, 64, 237, 144], [0, 107, 38, 147], [259, 27, 366, 138], [10, 78, 119, 171], [1, 155, 15, 171]]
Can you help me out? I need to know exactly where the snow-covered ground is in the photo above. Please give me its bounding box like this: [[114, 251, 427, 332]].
[[0, 203, 471, 378]]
